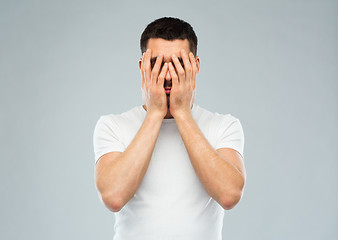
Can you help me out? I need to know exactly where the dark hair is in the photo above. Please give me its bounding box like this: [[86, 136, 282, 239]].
[[140, 17, 198, 56]]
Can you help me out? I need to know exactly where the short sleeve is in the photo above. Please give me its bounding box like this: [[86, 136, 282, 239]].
[[215, 116, 245, 159], [93, 115, 125, 164]]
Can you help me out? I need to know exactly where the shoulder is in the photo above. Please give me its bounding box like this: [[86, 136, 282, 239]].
[[96, 105, 142, 124], [95, 113, 119, 128], [195, 104, 240, 127]]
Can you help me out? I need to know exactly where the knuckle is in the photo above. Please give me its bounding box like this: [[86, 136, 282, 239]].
[[177, 69, 184, 75], [154, 88, 161, 95], [158, 71, 165, 78], [150, 87, 157, 94], [152, 69, 158, 76], [160, 69, 166, 76], [160, 67, 166, 74]]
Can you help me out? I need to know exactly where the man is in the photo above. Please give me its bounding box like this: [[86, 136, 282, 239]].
[[93, 17, 246, 240]]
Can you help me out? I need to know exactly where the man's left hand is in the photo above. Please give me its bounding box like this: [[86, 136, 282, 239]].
[[168, 49, 198, 117]]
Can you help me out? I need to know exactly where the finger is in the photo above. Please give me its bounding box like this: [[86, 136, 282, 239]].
[[189, 52, 197, 89], [141, 52, 146, 88], [144, 49, 152, 84], [168, 62, 179, 85], [157, 62, 168, 86], [141, 51, 148, 87], [189, 52, 197, 72], [151, 53, 163, 85], [171, 53, 185, 82], [181, 49, 192, 83]]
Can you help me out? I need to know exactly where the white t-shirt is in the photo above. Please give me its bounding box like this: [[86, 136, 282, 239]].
[[93, 103, 245, 240]]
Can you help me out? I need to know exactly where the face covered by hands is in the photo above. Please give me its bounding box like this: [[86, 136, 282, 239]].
[[140, 38, 199, 119]]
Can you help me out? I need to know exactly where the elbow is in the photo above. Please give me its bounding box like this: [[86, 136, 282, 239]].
[[222, 175, 246, 210], [101, 192, 124, 212], [221, 190, 243, 210]]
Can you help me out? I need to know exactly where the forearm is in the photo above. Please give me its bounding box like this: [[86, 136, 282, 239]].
[[97, 112, 163, 208], [174, 112, 244, 208]]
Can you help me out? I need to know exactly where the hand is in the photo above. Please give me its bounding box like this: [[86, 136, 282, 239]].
[[168, 49, 197, 117], [141, 49, 169, 119]]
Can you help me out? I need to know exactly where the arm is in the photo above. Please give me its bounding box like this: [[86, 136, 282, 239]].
[[174, 112, 246, 210], [95, 49, 169, 212], [168, 49, 245, 210], [95, 112, 163, 212]]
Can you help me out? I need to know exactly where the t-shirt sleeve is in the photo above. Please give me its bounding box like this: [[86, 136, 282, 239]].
[[93, 115, 125, 164], [215, 115, 245, 159]]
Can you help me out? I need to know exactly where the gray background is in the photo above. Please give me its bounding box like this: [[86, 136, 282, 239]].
[[1, 0, 337, 239]]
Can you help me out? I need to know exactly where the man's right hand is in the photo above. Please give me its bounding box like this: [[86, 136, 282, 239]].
[[141, 49, 168, 119]]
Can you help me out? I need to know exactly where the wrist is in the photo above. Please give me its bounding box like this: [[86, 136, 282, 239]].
[[146, 110, 164, 122], [171, 107, 192, 119]]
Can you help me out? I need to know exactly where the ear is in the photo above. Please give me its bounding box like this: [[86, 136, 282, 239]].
[[195, 56, 200, 74], [138, 58, 142, 70]]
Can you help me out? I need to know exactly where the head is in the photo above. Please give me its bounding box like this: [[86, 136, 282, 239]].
[[138, 17, 200, 116], [140, 17, 198, 57]]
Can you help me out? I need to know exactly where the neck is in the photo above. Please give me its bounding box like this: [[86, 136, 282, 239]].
[[142, 103, 193, 119]]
